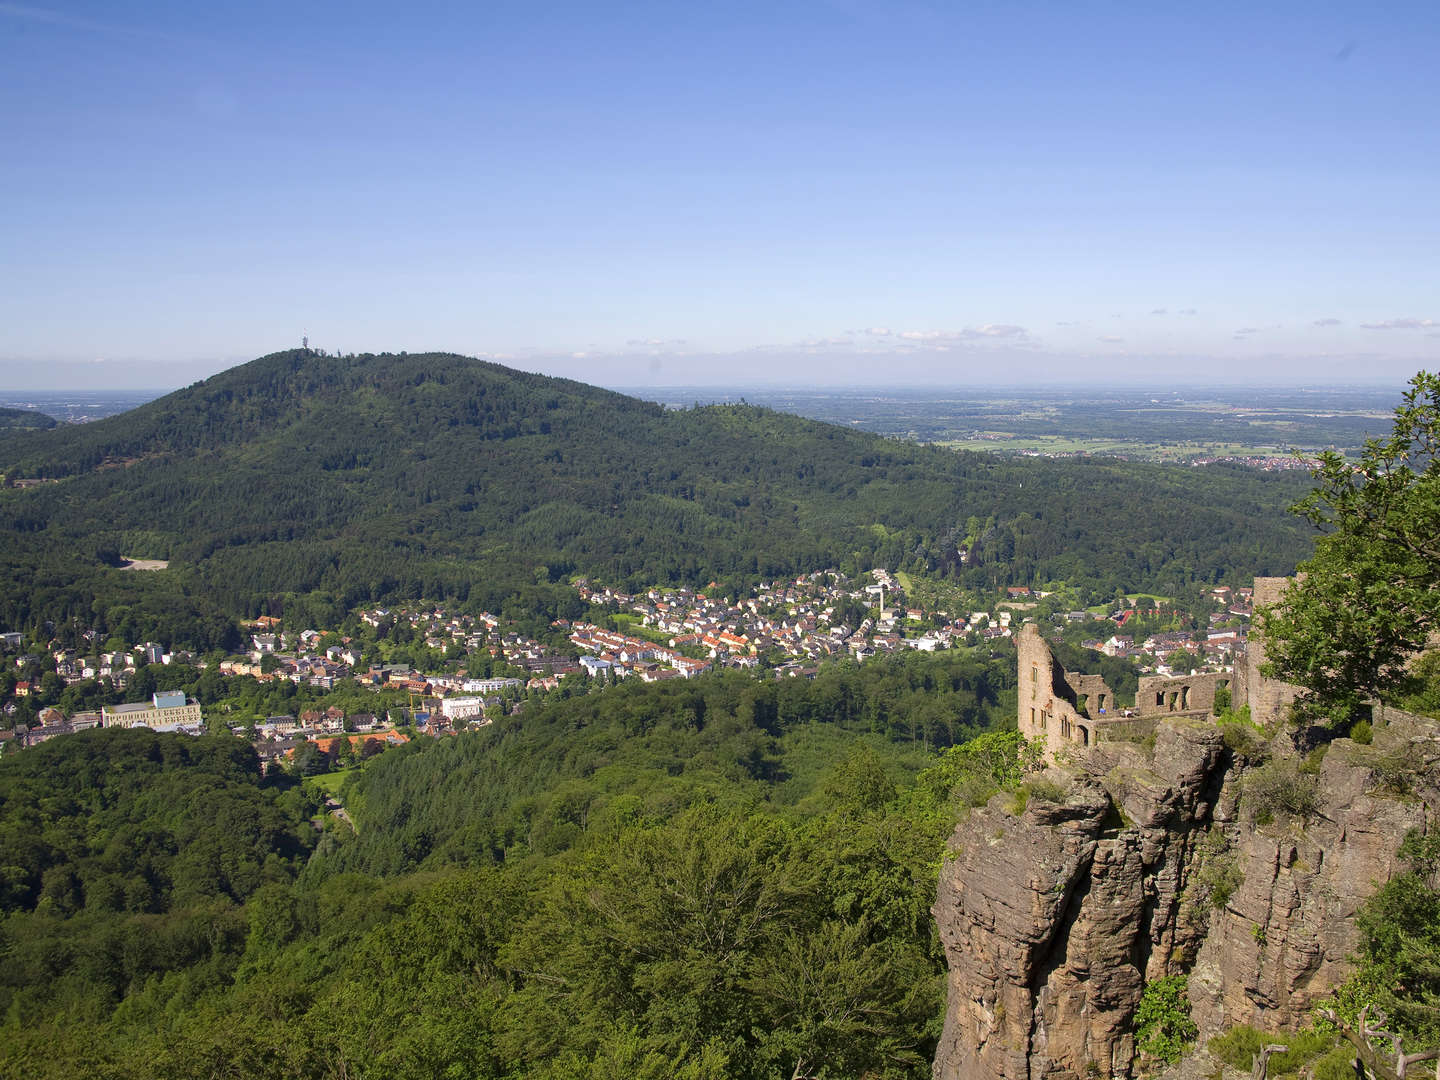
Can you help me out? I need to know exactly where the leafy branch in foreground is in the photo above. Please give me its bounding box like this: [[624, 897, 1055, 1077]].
[[1259, 371, 1440, 721]]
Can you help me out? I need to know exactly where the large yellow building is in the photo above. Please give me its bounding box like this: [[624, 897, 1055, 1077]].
[[101, 690, 204, 729]]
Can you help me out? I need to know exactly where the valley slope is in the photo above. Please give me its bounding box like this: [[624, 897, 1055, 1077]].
[[0, 350, 1314, 645]]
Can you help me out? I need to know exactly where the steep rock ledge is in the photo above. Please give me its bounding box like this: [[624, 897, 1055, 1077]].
[[1189, 722, 1430, 1036], [933, 721, 1225, 1080], [932, 714, 1437, 1080]]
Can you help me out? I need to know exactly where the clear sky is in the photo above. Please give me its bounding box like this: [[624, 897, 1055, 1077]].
[[2, 1, 1437, 390]]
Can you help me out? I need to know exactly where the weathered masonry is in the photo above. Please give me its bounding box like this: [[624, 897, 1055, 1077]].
[[1017, 622, 1230, 760]]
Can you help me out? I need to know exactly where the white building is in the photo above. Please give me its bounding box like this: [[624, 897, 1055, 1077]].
[[440, 696, 485, 721], [102, 690, 204, 729]]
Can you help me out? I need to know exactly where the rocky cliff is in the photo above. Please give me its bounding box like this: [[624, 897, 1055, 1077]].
[[931, 710, 1438, 1080]]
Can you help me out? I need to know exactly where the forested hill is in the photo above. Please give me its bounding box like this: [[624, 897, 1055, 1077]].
[[0, 406, 56, 431], [0, 350, 1315, 644]]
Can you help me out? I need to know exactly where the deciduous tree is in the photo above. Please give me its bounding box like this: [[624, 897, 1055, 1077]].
[[1260, 371, 1440, 719]]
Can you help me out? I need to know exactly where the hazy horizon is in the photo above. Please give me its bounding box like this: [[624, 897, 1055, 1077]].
[[4, 3, 1438, 390]]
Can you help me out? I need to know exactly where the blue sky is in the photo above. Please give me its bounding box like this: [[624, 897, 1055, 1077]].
[[2, 0, 1437, 389]]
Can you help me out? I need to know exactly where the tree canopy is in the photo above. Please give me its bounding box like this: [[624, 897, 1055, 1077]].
[[1259, 371, 1440, 719], [0, 350, 1313, 645], [0, 650, 1041, 1080]]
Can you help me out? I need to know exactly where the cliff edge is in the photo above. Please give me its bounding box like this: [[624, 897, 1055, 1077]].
[[931, 709, 1435, 1080]]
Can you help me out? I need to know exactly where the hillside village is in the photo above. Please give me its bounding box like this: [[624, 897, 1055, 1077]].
[[0, 570, 1255, 762]]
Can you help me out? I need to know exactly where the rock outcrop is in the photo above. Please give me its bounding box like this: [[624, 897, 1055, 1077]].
[[932, 711, 1438, 1080]]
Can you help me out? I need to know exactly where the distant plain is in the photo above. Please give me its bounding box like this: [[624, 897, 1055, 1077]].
[[3, 381, 1401, 462]]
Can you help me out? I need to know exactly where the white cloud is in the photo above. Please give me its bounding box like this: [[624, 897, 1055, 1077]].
[[1150, 308, 1168, 315], [1312, 318, 1342, 327], [1234, 327, 1261, 336], [896, 324, 1028, 342], [1178, 308, 1198, 315], [1360, 318, 1436, 330], [862, 327, 892, 336], [1097, 335, 1124, 344]]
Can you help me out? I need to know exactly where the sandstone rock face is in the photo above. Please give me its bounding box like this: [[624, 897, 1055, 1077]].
[[932, 713, 1438, 1080], [933, 721, 1225, 1080], [1189, 730, 1428, 1037]]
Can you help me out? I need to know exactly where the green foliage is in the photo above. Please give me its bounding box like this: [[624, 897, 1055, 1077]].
[[1212, 1025, 1349, 1078], [1398, 650, 1440, 719], [1209, 1024, 1264, 1070], [1349, 718, 1373, 744], [1346, 828, 1440, 1052], [0, 728, 316, 917], [1212, 684, 1231, 713], [1264, 1030, 1345, 1076], [0, 730, 321, 1039], [1260, 371, 1440, 721], [0, 660, 1014, 1078], [1242, 759, 1320, 824], [1192, 829, 1244, 912], [1133, 974, 1198, 1066], [1363, 742, 1416, 795], [0, 350, 1314, 645], [1216, 706, 1268, 762], [1022, 777, 1068, 804], [0, 406, 56, 431], [916, 728, 1041, 813], [822, 746, 899, 816]]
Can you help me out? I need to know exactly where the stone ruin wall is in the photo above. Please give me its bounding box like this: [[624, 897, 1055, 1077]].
[[1017, 622, 1231, 763], [1234, 575, 1301, 729]]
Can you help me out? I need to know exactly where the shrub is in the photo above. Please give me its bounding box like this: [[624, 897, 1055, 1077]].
[[1312, 1045, 1364, 1080], [1209, 1024, 1264, 1070], [1299, 743, 1329, 775], [1350, 718, 1373, 745], [1023, 777, 1068, 804], [1266, 1030, 1344, 1075], [1134, 974, 1198, 1065], [1196, 852, 1244, 911], [1366, 745, 1415, 795], [1243, 759, 1321, 823], [1217, 707, 1268, 762], [1211, 1024, 1350, 1078]]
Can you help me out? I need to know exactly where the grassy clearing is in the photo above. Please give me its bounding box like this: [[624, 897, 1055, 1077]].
[[303, 770, 354, 799]]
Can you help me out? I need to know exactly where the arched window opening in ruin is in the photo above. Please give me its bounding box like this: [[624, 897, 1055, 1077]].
[[1156, 691, 1165, 707], [1079, 726, 1089, 746], [1180, 685, 1190, 710], [1098, 694, 1108, 713], [1078, 694, 1089, 716]]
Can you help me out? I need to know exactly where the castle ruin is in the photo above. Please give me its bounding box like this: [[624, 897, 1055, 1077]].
[[1017, 576, 1297, 761]]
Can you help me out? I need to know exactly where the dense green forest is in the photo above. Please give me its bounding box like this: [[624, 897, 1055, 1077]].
[[0, 407, 55, 431], [0, 649, 1027, 1079], [0, 350, 1313, 647]]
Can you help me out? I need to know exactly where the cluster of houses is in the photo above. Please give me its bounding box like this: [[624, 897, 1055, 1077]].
[[1081, 585, 1253, 673], [573, 570, 1014, 679], [2, 572, 1257, 754], [4, 634, 198, 697]]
